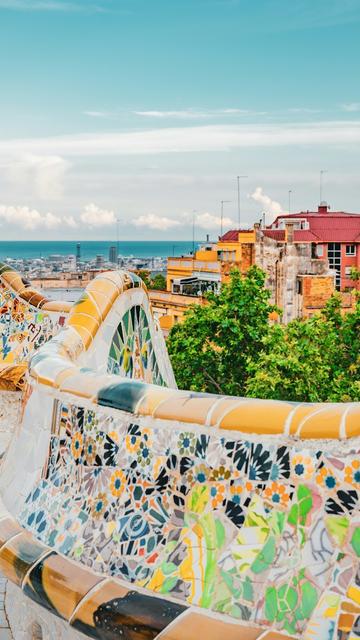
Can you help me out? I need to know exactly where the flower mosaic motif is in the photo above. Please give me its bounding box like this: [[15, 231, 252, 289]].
[[107, 305, 165, 386]]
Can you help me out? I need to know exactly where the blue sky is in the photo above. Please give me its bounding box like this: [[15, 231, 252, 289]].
[[0, 0, 359, 239]]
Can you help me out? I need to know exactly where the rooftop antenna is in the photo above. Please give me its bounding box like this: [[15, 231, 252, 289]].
[[192, 210, 197, 254], [220, 200, 231, 237], [237, 175, 248, 228], [320, 169, 328, 203]]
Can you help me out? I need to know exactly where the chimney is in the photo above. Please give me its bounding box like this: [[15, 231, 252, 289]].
[[254, 222, 261, 243], [285, 222, 295, 244], [318, 202, 330, 214]]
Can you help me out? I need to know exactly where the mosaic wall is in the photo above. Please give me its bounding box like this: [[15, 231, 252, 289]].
[[0, 282, 64, 365], [108, 305, 165, 386], [18, 400, 360, 638]]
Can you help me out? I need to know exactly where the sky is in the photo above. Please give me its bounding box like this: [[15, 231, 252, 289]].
[[0, 0, 359, 240]]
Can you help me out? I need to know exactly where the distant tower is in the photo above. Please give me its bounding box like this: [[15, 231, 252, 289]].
[[76, 242, 81, 264], [109, 245, 118, 264]]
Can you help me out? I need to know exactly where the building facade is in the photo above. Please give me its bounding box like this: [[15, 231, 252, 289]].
[[165, 205, 359, 327]]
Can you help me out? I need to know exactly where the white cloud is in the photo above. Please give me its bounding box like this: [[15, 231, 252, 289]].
[[134, 110, 211, 120], [5, 154, 69, 200], [0, 205, 62, 230], [0, 121, 358, 158], [134, 108, 264, 119], [194, 211, 234, 230], [132, 214, 181, 231], [80, 203, 116, 227], [83, 111, 114, 118], [63, 215, 78, 228], [341, 103, 360, 112], [250, 187, 283, 222]]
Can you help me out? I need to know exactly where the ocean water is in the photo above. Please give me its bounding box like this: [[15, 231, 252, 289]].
[[0, 241, 194, 261]]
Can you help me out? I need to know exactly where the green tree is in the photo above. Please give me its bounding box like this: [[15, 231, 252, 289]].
[[150, 273, 166, 290], [137, 270, 151, 288], [167, 267, 277, 395], [246, 294, 360, 402]]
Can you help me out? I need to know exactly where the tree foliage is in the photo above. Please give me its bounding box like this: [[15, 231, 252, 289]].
[[138, 270, 166, 290], [168, 268, 360, 402], [167, 266, 277, 395]]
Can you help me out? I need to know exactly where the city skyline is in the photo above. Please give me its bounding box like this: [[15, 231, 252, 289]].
[[0, 0, 359, 239]]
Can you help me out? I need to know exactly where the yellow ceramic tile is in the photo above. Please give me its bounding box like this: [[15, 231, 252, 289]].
[[86, 277, 119, 304], [299, 406, 344, 439], [220, 401, 292, 434], [287, 405, 319, 436], [0, 532, 48, 586], [83, 286, 115, 320], [136, 388, 179, 416], [344, 406, 360, 438], [348, 585, 360, 605], [72, 294, 101, 324], [207, 398, 246, 426], [68, 312, 99, 338], [159, 612, 262, 640], [153, 395, 215, 424]]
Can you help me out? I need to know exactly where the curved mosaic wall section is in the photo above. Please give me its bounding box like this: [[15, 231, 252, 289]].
[[0, 268, 359, 640], [0, 262, 71, 390]]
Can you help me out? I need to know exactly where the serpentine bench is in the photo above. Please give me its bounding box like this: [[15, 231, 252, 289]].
[[0, 267, 359, 640]]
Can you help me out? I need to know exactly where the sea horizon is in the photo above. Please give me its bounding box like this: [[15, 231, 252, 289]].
[[0, 240, 195, 261]]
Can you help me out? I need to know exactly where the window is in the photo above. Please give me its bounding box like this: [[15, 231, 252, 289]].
[[328, 243, 341, 290], [316, 245, 324, 257], [345, 266, 352, 276], [346, 245, 356, 256]]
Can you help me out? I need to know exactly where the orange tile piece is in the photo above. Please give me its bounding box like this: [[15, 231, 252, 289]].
[[338, 613, 354, 631], [42, 300, 72, 313], [341, 602, 360, 614], [159, 611, 262, 640], [220, 401, 292, 434]]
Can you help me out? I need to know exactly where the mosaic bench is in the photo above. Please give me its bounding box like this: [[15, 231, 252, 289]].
[[0, 267, 359, 640]]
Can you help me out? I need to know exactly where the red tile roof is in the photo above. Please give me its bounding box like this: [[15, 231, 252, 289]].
[[219, 229, 253, 241], [271, 208, 360, 243]]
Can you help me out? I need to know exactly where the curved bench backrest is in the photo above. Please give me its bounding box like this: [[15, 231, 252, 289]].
[[0, 263, 71, 389], [0, 269, 359, 640]]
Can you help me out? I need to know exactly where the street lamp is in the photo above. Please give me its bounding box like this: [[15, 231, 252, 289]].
[[220, 200, 231, 237], [288, 189, 292, 214], [237, 175, 248, 228]]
